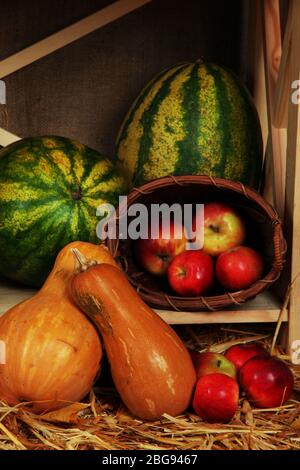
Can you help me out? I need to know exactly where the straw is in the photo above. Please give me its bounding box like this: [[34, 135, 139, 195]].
[[0, 325, 299, 450]]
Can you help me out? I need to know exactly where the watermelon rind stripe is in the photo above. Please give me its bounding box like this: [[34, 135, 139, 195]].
[[175, 63, 201, 175], [116, 63, 189, 151], [205, 64, 232, 176], [135, 65, 190, 185]]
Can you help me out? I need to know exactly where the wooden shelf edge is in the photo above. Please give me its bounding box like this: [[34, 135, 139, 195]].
[[155, 308, 285, 325], [0, 282, 285, 325]]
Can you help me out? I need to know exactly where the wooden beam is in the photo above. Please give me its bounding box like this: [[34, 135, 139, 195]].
[[158, 309, 285, 325], [284, 0, 300, 354], [250, 0, 273, 203], [273, 3, 293, 128], [251, 0, 268, 154], [0, 128, 21, 147], [262, 0, 287, 218], [262, 139, 275, 205], [0, 0, 151, 79], [262, 0, 282, 117], [242, 0, 273, 204]]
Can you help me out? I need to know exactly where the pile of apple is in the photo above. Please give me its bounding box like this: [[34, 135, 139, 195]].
[[189, 343, 294, 423], [136, 202, 264, 296]]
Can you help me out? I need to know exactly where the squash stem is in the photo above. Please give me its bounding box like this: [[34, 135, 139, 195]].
[[71, 248, 98, 273]]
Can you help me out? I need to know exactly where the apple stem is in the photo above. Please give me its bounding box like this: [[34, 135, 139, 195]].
[[176, 267, 187, 278], [209, 224, 220, 233]]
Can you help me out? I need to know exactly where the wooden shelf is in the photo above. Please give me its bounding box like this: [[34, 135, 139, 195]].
[[0, 281, 285, 325], [155, 290, 285, 325], [0, 281, 35, 315]]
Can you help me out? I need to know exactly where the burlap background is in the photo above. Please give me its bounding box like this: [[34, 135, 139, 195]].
[[0, 0, 242, 157]]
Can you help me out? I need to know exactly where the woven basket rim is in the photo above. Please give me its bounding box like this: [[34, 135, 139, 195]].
[[107, 175, 286, 312]]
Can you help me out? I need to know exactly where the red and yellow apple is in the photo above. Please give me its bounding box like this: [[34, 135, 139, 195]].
[[193, 202, 246, 257], [167, 250, 214, 296], [224, 343, 269, 372], [189, 350, 237, 379], [239, 356, 294, 408], [135, 221, 188, 276], [216, 246, 264, 291], [192, 373, 239, 423]]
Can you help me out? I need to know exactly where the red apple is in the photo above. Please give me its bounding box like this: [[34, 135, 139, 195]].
[[239, 356, 294, 408], [192, 373, 239, 423], [193, 202, 246, 257], [167, 250, 214, 296], [189, 350, 237, 379], [224, 343, 269, 372], [216, 246, 264, 291], [135, 221, 188, 276]]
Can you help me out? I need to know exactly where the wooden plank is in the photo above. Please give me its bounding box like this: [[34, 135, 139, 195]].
[[273, 1, 293, 128], [156, 290, 283, 324], [0, 281, 283, 324], [0, 281, 35, 314], [0, 128, 21, 147], [0, 0, 151, 79], [262, 0, 287, 218], [252, 0, 268, 154], [158, 309, 285, 325], [243, 0, 273, 204], [285, 0, 300, 353], [254, 1, 274, 204], [267, 129, 286, 217], [263, 0, 282, 109], [262, 140, 275, 205]]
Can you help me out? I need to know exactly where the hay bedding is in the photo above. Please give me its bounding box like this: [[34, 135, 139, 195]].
[[0, 325, 300, 451]]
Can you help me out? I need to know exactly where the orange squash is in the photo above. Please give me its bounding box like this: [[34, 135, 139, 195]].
[[0, 241, 118, 413], [70, 249, 197, 420]]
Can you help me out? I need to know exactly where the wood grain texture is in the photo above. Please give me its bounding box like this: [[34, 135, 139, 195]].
[[284, 0, 300, 353], [158, 309, 285, 326], [245, 0, 272, 203], [273, 1, 292, 128], [0, 0, 242, 156], [262, 0, 287, 218], [252, 0, 268, 155], [155, 290, 284, 325]]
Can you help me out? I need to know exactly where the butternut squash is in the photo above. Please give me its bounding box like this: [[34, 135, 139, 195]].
[[71, 249, 196, 420], [0, 241, 118, 413]]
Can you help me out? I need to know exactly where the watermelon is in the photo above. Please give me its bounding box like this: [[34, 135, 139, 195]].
[[0, 136, 127, 287], [116, 62, 263, 189]]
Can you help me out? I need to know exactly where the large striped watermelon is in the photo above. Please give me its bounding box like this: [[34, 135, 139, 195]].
[[116, 62, 263, 189], [0, 136, 127, 287]]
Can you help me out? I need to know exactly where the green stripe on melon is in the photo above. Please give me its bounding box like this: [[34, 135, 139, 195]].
[[0, 136, 127, 287], [115, 62, 263, 189]]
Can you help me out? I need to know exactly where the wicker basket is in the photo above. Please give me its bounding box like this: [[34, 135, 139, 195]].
[[107, 175, 286, 312]]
